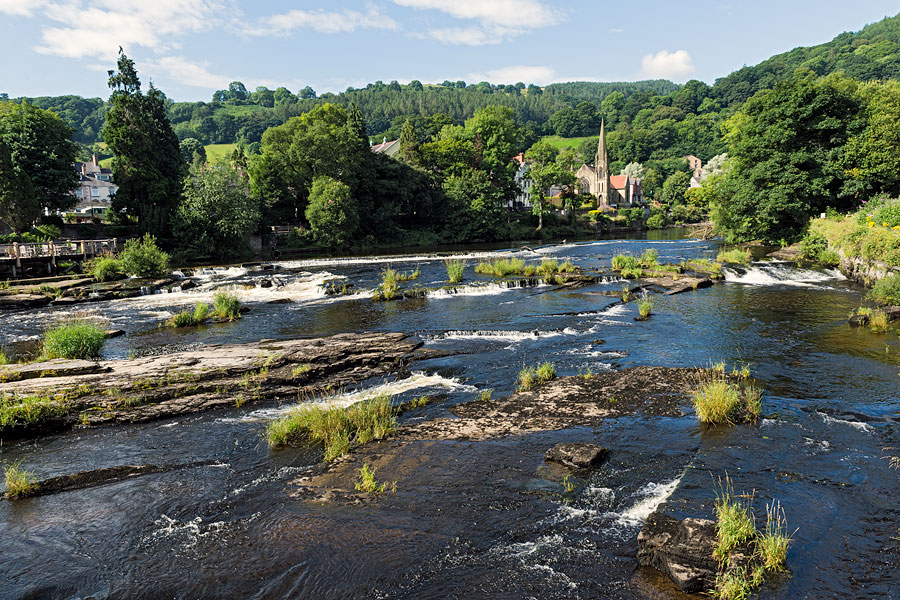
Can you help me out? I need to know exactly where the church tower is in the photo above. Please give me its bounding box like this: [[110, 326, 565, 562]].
[[595, 119, 610, 205]]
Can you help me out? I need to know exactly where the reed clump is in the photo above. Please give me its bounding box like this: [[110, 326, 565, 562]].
[[474, 257, 526, 277], [638, 292, 654, 318], [4, 460, 38, 499], [517, 362, 556, 392], [716, 248, 752, 265], [40, 318, 106, 360], [266, 393, 397, 461], [691, 369, 761, 426], [445, 259, 466, 283]]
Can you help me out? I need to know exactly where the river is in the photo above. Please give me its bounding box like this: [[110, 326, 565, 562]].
[[1, 233, 899, 599]]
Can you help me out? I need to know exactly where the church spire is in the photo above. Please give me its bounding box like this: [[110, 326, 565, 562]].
[[595, 119, 608, 175]]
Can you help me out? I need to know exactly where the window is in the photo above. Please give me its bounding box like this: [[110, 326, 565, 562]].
[[91, 187, 100, 197], [75, 188, 83, 198]]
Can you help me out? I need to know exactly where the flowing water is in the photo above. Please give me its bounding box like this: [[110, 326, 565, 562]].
[[1, 234, 899, 599]]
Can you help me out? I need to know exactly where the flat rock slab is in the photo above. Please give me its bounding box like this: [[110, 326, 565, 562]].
[[0, 294, 52, 310], [1, 359, 110, 382], [545, 442, 609, 469], [637, 511, 718, 593], [642, 276, 713, 295]]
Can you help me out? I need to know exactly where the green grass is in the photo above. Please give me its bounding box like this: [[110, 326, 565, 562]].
[[539, 134, 595, 151], [0, 350, 8, 365], [212, 291, 242, 320], [638, 292, 654, 318], [474, 258, 527, 277], [869, 309, 890, 333], [717, 248, 752, 265], [354, 462, 394, 494], [757, 501, 791, 572], [4, 460, 38, 499], [372, 269, 400, 300], [714, 479, 756, 563], [714, 568, 753, 600], [684, 258, 723, 274], [167, 303, 209, 328], [445, 259, 466, 283], [0, 392, 68, 430], [478, 389, 493, 402], [266, 394, 397, 461], [40, 319, 106, 360], [517, 362, 557, 392], [691, 371, 761, 426], [291, 364, 313, 378], [204, 143, 239, 163]]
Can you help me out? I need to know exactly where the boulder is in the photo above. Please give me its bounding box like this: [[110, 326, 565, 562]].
[[637, 511, 718, 593], [544, 443, 609, 470], [104, 329, 126, 339], [179, 279, 198, 291], [0, 294, 52, 310]]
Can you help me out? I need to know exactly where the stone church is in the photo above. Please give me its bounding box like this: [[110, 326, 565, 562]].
[[575, 121, 642, 208]]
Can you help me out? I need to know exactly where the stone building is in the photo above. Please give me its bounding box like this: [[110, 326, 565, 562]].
[[575, 121, 641, 208]]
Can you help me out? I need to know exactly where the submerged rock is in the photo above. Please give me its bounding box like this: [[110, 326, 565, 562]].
[[0, 293, 52, 310], [637, 511, 718, 593], [642, 276, 713, 295], [544, 442, 609, 470]]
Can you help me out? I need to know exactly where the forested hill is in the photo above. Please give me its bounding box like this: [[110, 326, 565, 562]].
[[11, 79, 679, 149], [713, 13, 900, 106]]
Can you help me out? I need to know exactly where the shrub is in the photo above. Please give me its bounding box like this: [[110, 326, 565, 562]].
[[4, 461, 38, 499], [33, 223, 61, 239], [88, 256, 124, 282], [868, 274, 900, 305], [717, 248, 751, 265], [40, 319, 106, 360], [646, 213, 668, 229], [120, 234, 170, 278], [212, 291, 241, 320], [445, 259, 465, 283], [266, 394, 397, 461]]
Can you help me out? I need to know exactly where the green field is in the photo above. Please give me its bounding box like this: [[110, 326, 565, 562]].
[[540, 135, 596, 151], [205, 143, 238, 163]]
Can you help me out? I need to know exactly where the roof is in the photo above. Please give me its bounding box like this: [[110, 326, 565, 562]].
[[610, 175, 628, 189], [371, 139, 400, 154], [514, 152, 525, 165]]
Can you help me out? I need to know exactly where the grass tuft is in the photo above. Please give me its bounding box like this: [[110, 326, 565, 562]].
[[212, 291, 242, 320], [474, 258, 526, 277], [757, 501, 792, 572], [714, 476, 756, 563], [517, 362, 556, 391], [354, 462, 394, 494], [4, 460, 38, 499], [638, 292, 654, 318], [266, 394, 397, 461], [445, 259, 465, 283], [691, 370, 761, 426], [40, 318, 106, 360], [717, 248, 752, 265]]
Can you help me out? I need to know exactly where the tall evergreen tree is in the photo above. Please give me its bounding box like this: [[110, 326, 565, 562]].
[[102, 50, 184, 237]]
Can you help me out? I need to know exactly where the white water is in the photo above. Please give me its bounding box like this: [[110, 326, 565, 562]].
[[226, 371, 476, 423], [278, 250, 518, 269], [616, 475, 683, 526], [723, 262, 845, 287], [818, 412, 873, 432], [428, 281, 548, 298], [426, 328, 571, 343]]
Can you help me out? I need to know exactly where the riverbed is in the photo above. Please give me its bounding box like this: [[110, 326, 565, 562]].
[[1, 234, 899, 599]]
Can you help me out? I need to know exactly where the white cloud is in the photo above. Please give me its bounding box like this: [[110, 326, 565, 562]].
[[146, 56, 233, 89], [470, 65, 556, 85], [24, 0, 227, 61], [394, 0, 562, 45], [245, 6, 398, 37], [640, 49, 696, 80], [609, 27, 624, 34], [0, 0, 47, 16]]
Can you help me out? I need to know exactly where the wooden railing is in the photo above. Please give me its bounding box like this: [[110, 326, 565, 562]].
[[0, 239, 118, 264]]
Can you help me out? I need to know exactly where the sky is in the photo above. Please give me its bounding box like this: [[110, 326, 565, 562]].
[[1, 0, 898, 102]]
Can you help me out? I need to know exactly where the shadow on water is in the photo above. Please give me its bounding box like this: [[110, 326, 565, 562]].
[[2, 235, 899, 599]]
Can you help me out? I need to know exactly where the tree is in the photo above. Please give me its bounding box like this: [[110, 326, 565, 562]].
[[102, 49, 185, 237], [305, 176, 358, 247], [227, 81, 249, 102], [843, 80, 900, 198], [299, 86, 316, 100], [0, 101, 78, 217], [180, 138, 206, 165], [173, 163, 260, 258], [0, 138, 38, 232], [621, 162, 645, 179], [524, 140, 575, 230], [399, 119, 419, 165], [660, 171, 691, 205]]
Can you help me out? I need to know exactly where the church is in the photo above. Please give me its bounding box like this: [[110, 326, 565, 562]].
[[575, 121, 642, 209]]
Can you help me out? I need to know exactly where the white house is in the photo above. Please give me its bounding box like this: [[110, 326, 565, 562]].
[[72, 155, 117, 215], [512, 152, 532, 210]]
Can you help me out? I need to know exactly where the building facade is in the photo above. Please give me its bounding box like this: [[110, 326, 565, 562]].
[[575, 121, 642, 209], [72, 155, 117, 215]]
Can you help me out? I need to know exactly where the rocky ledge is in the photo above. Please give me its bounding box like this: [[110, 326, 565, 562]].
[[0, 332, 422, 441]]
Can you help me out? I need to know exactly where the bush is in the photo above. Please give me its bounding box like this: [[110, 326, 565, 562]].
[[646, 213, 668, 229], [120, 234, 170, 278], [40, 319, 106, 360], [88, 256, 124, 282], [445, 259, 465, 283], [212, 291, 241, 320], [868, 274, 900, 305]]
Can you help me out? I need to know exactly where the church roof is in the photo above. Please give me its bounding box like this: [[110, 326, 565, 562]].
[[610, 175, 628, 189]]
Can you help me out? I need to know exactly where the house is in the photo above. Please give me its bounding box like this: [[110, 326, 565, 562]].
[[71, 155, 117, 217], [575, 121, 643, 209], [370, 138, 400, 158], [682, 155, 703, 178], [511, 152, 533, 210]]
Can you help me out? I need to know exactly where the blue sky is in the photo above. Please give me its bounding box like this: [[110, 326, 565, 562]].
[[1, 1, 898, 101]]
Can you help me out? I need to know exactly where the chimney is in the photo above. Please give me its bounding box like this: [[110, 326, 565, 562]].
[[383, 137, 387, 144], [92, 154, 99, 167], [81, 163, 87, 176]]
